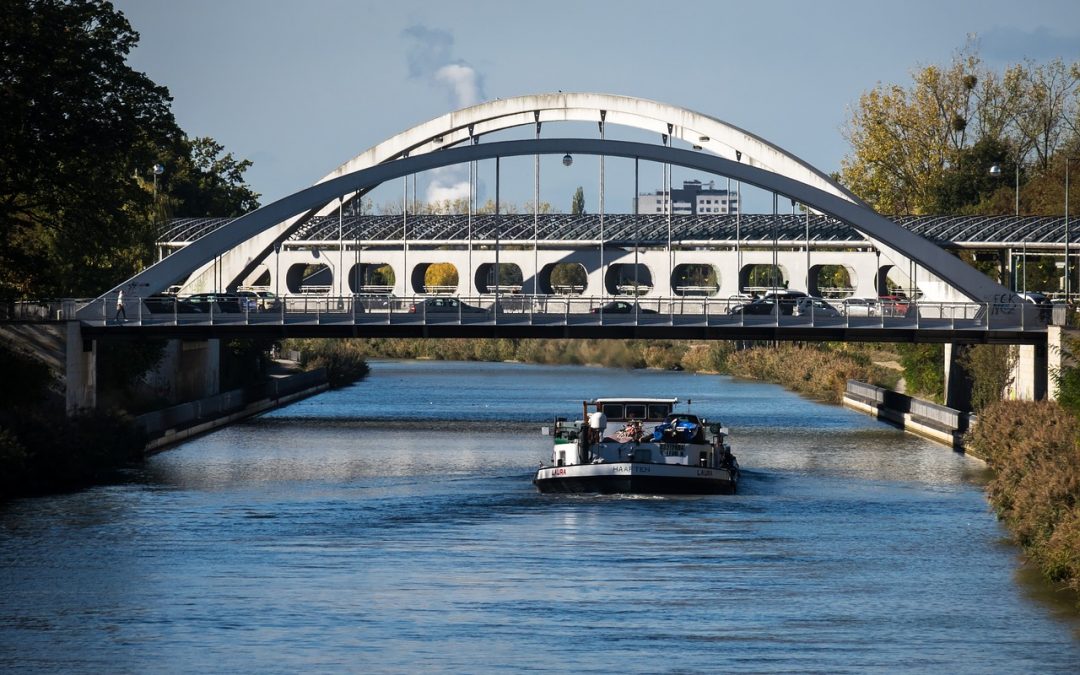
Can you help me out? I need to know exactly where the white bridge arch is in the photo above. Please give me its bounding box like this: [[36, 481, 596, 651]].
[[97, 93, 1016, 307]]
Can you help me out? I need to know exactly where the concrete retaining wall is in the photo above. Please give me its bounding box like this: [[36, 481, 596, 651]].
[[137, 368, 329, 453], [842, 380, 975, 450]]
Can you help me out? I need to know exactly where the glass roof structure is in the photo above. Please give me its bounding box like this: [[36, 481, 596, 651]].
[[159, 214, 1075, 248]]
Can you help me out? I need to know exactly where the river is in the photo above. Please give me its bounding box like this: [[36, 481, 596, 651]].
[[1, 360, 1078, 673]]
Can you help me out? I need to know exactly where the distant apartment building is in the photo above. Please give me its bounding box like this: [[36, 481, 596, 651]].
[[635, 179, 739, 215]]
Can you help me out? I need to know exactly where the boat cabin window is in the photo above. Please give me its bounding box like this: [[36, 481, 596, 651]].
[[602, 403, 623, 419], [648, 404, 671, 420], [624, 404, 646, 420]]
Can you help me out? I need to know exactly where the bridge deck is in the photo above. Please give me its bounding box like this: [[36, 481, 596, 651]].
[[68, 296, 1047, 345]]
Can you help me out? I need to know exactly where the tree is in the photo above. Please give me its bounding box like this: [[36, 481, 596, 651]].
[[0, 0, 182, 297], [571, 187, 585, 215], [424, 263, 459, 288], [167, 137, 260, 217], [840, 40, 1080, 216]]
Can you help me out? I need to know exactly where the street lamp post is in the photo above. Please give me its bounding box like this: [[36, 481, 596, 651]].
[[990, 160, 1022, 292], [1067, 157, 1077, 304], [152, 163, 164, 261]]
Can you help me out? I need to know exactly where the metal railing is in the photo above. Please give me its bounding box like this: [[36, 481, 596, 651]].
[[46, 294, 1050, 333]]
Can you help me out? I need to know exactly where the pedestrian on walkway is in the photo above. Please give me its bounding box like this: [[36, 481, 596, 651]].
[[115, 289, 126, 320]]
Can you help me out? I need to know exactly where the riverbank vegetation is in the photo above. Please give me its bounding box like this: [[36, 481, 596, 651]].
[[967, 401, 1080, 605], [282, 337, 899, 403], [0, 342, 145, 500], [841, 41, 1080, 605]]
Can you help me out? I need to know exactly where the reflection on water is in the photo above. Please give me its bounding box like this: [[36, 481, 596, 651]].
[[1, 360, 1077, 672]]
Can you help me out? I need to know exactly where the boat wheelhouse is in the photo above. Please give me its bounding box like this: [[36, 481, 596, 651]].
[[534, 397, 738, 495]]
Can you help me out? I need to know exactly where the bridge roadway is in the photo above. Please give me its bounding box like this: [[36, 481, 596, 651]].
[[76, 295, 1046, 345]]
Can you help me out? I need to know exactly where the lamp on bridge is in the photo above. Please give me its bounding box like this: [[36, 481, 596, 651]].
[[1067, 157, 1077, 303], [988, 162, 1019, 217], [562, 153, 573, 167]]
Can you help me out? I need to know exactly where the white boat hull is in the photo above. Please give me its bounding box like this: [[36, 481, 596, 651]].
[[534, 461, 737, 495]]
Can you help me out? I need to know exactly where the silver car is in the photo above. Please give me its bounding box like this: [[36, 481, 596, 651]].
[[792, 297, 843, 318]]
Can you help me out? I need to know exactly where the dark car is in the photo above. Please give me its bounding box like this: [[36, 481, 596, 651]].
[[408, 297, 487, 314], [186, 292, 244, 313], [590, 301, 659, 314], [731, 290, 808, 315], [144, 294, 204, 314]]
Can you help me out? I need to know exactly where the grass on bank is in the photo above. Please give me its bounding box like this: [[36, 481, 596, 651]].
[[967, 401, 1080, 605]]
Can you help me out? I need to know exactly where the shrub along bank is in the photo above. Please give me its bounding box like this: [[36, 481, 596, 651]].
[[285, 338, 899, 403], [967, 400, 1080, 607]]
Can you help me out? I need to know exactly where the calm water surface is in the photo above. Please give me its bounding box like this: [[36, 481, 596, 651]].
[[2, 360, 1079, 673]]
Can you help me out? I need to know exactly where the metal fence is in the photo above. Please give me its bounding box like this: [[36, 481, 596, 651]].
[[56, 294, 1051, 333]]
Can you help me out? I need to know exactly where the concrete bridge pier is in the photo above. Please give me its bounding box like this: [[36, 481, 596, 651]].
[[945, 329, 1055, 410], [65, 321, 96, 414]]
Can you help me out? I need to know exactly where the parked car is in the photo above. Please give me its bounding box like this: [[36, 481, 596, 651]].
[[236, 290, 269, 311], [842, 297, 879, 317], [408, 297, 487, 314], [1020, 291, 1053, 321], [144, 294, 204, 314], [792, 297, 843, 318], [590, 301, 659, 314], [877, 294, 910, 317], [186, 292, 246, 313], [255, 290, 281, 311], [731, 290, 807, 316]]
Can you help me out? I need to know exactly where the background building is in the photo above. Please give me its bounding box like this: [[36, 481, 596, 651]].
[[636, 179, 739, 215]]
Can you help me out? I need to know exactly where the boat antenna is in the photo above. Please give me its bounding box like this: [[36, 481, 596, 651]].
[[687, 398, 692, 414]]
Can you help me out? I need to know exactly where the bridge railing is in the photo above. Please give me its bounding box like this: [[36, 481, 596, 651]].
[[59, 294, 1049, 333]]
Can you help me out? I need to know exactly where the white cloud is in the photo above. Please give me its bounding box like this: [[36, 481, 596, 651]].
[[435, 63, 482, 108]]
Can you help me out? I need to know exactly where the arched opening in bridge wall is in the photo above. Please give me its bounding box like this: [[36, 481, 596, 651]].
[[810, 265, 855, 298], [286, 263, 332, 294], [606, 263, 653, 296], [672, 264, 719, 297], [878, 266, 922, 299], [740, 264, 789, 295], [420, 262, 460, 294], [347, 263, 395, 293], [543, 262, 588, 295], [475, 263, 524, 294]]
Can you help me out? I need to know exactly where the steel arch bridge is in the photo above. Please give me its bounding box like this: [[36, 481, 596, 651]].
[[76, 92, 1042, 342]]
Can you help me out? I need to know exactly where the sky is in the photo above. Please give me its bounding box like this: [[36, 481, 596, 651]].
[[114, 0, 1080, 214]]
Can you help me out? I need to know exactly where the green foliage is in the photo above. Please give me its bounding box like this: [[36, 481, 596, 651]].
[[967, 400, 1080, 604], [220, 338, 275, 390], [97, 339, 167, 393], [287, 339, 370, 388], [571, 186, 585, 215], [0, 340, 54, 408], [0, 405, 145, 500], [0, 0, 181, 297], [897, 343, 945, 401], [929, 137, 1017, 214], [840, 40, 1080, 215], [958, 344, 1016, 412], [550, 263, 587, 289], [725, 343, 896, 403], [165, 137, 261, 217], [1053, 336, 1080, 415]]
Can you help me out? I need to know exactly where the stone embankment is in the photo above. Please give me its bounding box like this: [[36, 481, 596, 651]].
[[842, 379, 974, 450], [138, 366, 329, 453]]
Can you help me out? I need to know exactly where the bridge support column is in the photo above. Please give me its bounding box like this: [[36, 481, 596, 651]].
[[1005, 342, 1048, 401], [175, 339, 220, 400], [943, 344, 972, 411], [65, 321, 96, 415]]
